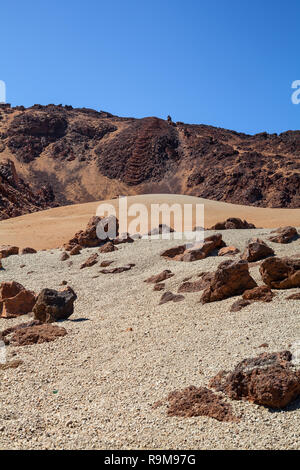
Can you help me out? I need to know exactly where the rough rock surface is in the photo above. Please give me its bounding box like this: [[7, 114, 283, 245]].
[[218, 246, 240, 256], [147, 224, 175, 236], [65, 216, 119, 250], [178, 272, 214, 293], [100, 264, 135, 274], [209, 218, 256, 230], [0, 281, 36, 318], [99, 241, 118, 253], [230, 299, 251, 312], [287, 292, 300, 300], [167, 385, 238, 422], [269, 226, 299, 244], [0, 245, 19, 258], [2, 321, 67, 346], [20, 247, 37, 255], [33, 287, 77, 323], [209, 351, 300, 409], [144, 270, 174, 284], [160, 234, 225, 262], [242, 285, 274, 302], [241, 238, 274, 262], [259, 257, 300, 289], [201, 259, 257, 304], [159, 291, 185, 305], [80, 253, 98, 269]]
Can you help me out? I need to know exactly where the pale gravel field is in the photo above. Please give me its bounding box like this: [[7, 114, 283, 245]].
[[0, 228, 299, 450]]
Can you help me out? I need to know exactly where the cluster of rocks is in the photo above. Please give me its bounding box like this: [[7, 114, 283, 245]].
[[161, 233, 225, 262], [0, 245, 36, 259], [209, 218, 256, 230]]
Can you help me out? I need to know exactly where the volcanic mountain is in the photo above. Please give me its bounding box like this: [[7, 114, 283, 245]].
[[0, 103, 299, 219]]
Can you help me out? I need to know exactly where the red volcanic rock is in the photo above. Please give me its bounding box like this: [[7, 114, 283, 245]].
[[65, 215, 119, 250], [99, 241, 118, 253], [161, 234, 225, 262], [259, 257, 300, 289], [33, 287, 77, 323], [200, 259, 257, 304], [159, 291, 184, 305], [153, 283, 165, 291], [230, 299, 251, 312], [242, 285, 274, 302], [241, 238, 274, 262], [269, 226, 299, 244], [287, 292, 300, 300], [144, 270, 174, 283], [209, 351, 300, 409], [113, 233, 134, 244], [100, 260, 114, 267], [69, 244, 82, 256], [20, 247, 37, 255], [178, 272, 214, 293], [100, 264, 135, 274], [1, 321, 67, 346], [167, 385, 238, 422], [0, 245, 19, 258], [209, 218, 256, 230], [218, 246, 240, 256], [60, 251, 70, 261], [80, 253, 98, 269], [0, 281, 36, 318]]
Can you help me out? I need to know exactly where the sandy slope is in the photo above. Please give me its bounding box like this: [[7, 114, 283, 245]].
[[1, 194, 300, 250], [0, 229, 299, 450]]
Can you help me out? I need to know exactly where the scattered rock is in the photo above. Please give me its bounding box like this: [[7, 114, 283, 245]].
[[258, 343, 269, 348], [64, 215, 119, 249], [242, 285, 274, 303], [167, 385, 238, 422], [60, 251, 70, 261], [80, 253, 98, 269], [0, 281, 36, 318], [69, 244, 82, 256], [218, 246, 240, 256], [100, 264, 135, 274], [178, 272, 214, 293], [60, 281, 68, 286], [269, 226, 299, 244], [260, 257, 300, 289], [241, 238, 274, 262], [161, 234, 225, 262], [0, 359, 23, 370], [20, 247, 37, 255], [113, 233, 134, 244], [209, 350, 300, 409], [230, 299, 251, 312], [99, 242, 118, 253], [159, 291, 185, 305], [153, 283, 165, 291], [145, 270, 174, 283], [100, 260, 114, 267], [0, 245, 19, 258], [209, 218, 256, 230], [33, 287, 77, 323], [148, 224, 175, 236], [201, 259, 257, 304], [10, 323, 67, 346], [287, 292, 300, 300]]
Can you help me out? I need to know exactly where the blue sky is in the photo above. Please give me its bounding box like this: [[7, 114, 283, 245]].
[[1, 0, 299, 134]]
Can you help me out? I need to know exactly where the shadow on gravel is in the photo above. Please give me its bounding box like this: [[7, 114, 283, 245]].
[[68, 318, 90, 323], [269, 397, 300, 413]]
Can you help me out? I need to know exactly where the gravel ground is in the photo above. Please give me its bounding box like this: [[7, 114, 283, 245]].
[[0, 228, 299, 450]]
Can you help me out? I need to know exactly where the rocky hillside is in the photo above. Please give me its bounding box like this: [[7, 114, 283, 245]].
[[0, 103, 299, 219]]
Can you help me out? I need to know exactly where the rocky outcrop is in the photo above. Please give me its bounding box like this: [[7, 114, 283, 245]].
[[269, 226, 299, 244], [200, 259, 257, 304], [209, 351, 300, 409], [259, 257, 300, 289], [241, 238, 274, 262], [33, 287, 77, 323], [209, 218, 256, 230], [166, 385, 238, 422], [160, 234, 225, 262], [64, 215, 119, 250], [0, 245, 19, 258], [0, 281, 36, 318]]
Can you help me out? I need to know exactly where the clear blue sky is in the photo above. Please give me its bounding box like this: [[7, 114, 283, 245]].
[[1, 0, 299, 134]]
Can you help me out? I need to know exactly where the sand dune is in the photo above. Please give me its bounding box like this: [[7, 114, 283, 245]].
[[0, 194, 300, 250]]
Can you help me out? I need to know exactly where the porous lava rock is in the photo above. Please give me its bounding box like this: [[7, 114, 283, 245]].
[[0, 281, 36, 318], [209, 218, 256, 230], [33, 287, 77, 323], [159, 291, 185, 305], [259, 257, 300, 289], [269, 226, 299, 244], [144, 270, 174, 283], [241, 238, 274, 262], [80, 253, 98, 269]]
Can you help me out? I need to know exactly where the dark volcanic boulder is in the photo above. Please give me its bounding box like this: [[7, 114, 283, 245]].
[[200, 259, 257, 304], [209, 351, 300, 409], [269, 226, 299, 244], [259, 257, 300, 289], [241, 238, 274, 262], [33, 287, 77, 323], [20, 247, 37, 255]]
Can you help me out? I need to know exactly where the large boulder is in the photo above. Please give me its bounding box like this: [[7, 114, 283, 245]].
[[200, 259, 257, 304], [0, 281, 36, 318], [241, 238, 274, 262], [260, 257, 300, 289], [209, 218, 256, 230], [269, 226, 299, 244], [0, 245, 19, 258], [209, 351, 300, 409], [33, 287, 77, 323], [64, 215, 119, 250]]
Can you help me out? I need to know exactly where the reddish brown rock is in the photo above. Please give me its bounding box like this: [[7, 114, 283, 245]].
[[218, 246, 240, 256], [230, 299, 251, 312], [260, 257, 300, 289], [65, 215, 119, 250], [287, 292, 300, 300], [10, 323, 67, 346], [113, 233, 134, 245], [100, 260, 114, 267], [20, 247, 37, 255], [33, 287, 77, 323], [159, 291, 185, 305], [269, 226, 299, 244], [167, 385, 238, 422], [60, 251, 70, 261], [209, 351, 300, 409], [0, 359, 23, 370], [200, 259, 257, 304], [242, 285, 274, 302], [161, 234, 225, 262], [80, 253, 98, 269], [99, 241, 118, 253], [241, 238, 274, 262], [153, 283, 165, 291], [209, 218, 256, 230], [160, 244, 186, 259], [0, 281, 36, 318], [178, 272, 214, 293], [100, 264, 135, 274], [69, 244, 82, 256], [0, 245, 19, 258], [144, 270, 174, 284]]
